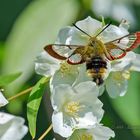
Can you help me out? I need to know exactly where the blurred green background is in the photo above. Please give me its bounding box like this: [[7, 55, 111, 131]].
[[0, 0, 140, 139]]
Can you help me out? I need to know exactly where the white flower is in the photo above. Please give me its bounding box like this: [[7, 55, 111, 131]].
[[92, 0, 136, 25], [0, 112, 28, 140], [51, 81, 104, 137], [50, 63, 91, 91], [67, 124, 115, 140], [36, 16, 127, 78], [0, 91, 8, 107], [35, 26, 75, 77], [106, 52, 140, 98], [49, 16, 127, 89], [36, 16, 140, 98], [35, 51, 60, 77], [58, 16, 128, 46], [51, 16, 140, 98]]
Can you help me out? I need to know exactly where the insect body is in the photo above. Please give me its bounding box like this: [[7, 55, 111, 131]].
[[86, 56, 107, 85], [68, 37, 109, 85], [44, 22, 140, 85]]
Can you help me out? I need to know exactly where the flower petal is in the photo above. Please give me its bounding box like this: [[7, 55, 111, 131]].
[[75, 16, 102, 36], [65, 16, 102, 46], [52, 112, 73, 138], [35, 51, 60, 76], [53, 27, 75, 57], [131, 53, 140, 71], [74, 81, 98, 97], [0, 112, 28, 140], [72, 64, 92, 86], [55, 27, 71, 44], [100, 24, 128, 43], [92, 0, 112, 17], [74, 82, 104, 122], [92, 0, 135, 25], [0, 91, 8, 107], [99, 84, 105, 96], [67, 124, 115, 140], [66, 27, 89, 46], [92, 124, 115, 140], [50, 65, 79, 92], [51, 84, 75, 111], [51, 81, 104, 137], [106, 72, 128, 98], [111, 52, 136, 71]]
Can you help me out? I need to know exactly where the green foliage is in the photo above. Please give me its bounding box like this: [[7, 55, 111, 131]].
[[2, 0, 79, 95], [110, 72, 140, 137], [0, 43, 5, 64], [0, 72, 22, 87], [27, 77, 49, 139]]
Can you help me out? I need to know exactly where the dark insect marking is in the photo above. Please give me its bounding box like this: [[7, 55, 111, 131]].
[[86, 56, 107, 70], [86, 56, 107, 85], [93, 76, 104, 85]]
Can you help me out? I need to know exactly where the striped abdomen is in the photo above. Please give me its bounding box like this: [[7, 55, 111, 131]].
[[86, 56, 107, 85]]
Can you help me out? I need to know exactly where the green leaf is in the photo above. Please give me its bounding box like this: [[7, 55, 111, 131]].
[[2, 0, 79, 95], [110, 72, 140, 137], [27, 77, 49, 139], [101, 16, 106, 27], [0, 42, 5, 64], [0, 72, 22, 87]]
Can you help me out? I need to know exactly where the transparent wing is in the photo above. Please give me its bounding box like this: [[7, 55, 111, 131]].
[[114, 32, 140, 51], [67, 53, 84, 65], [44, 44, 67, 60], [105, 32, 140, 60], [44, 44, 85, 64], [105, 43, 126, 60]]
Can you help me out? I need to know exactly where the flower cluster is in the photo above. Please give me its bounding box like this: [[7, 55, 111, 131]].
[[0, 91, 28, 140], [35, 16, 140, 139]]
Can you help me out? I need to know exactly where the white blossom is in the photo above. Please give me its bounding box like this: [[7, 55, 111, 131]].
[[0, 112, 28, 140], [0, 91, 8, 107], [35, 16, 140, 99], [35, 51, 60, 77], [51, 81, 104, 137], [106, 52, 140, 98], [52, 16, 140, 98], [92, 0, 136, 25], [67, 124, 115, 140]]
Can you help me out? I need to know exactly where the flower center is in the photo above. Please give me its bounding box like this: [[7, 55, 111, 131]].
[[60, 62, 73, 74], [64, 101, 84, 117], [122, 71, 130, 80], [81, 133, 93, 140], [112, 71, 130, 81]]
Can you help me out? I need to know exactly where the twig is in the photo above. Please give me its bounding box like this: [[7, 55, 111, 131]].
[[38, 124, 53, 140]]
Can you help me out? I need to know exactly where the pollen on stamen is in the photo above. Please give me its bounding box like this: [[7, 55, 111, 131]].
[[112, 71, 130, 81], [64, 101, 84, 117], [122, 71, 130, 80], [60, 62, 72, 74], [81, 133, 93, 140]]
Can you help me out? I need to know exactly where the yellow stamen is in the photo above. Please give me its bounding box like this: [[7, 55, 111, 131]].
[[81, 133, 93, 140], [60, 62, 73, 74], [112, 71, 130, 81], [65, 101, 84, 117], [122, 71, 130, 80]]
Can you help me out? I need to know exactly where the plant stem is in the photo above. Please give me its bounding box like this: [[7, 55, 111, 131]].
[[38, 124, 53, 140], [8, 86, 33, 101]]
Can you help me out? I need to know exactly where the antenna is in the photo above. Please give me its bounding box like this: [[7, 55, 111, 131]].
[[73, 21, 112, 39], [95, 21, 112, 38], [73, 23, 92, 38]]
